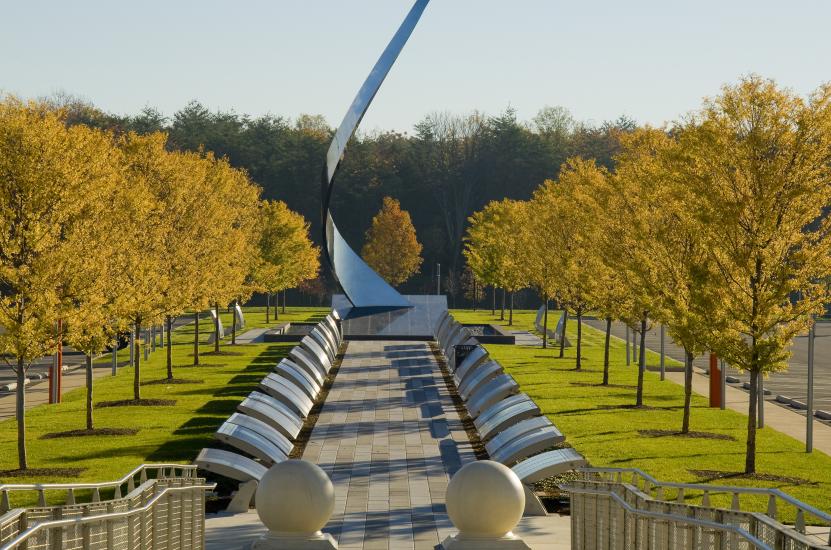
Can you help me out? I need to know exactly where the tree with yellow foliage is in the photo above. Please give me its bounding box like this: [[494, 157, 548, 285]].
[[533, 159, 608, 368], [254, 200, 320, 323], [361, 197, 423, 287], [677, 77, 831, 472], [201, 157, 261, 353], [464, 199, 527, 325], [609, 128, 711, 432], [0, 98, 123, 469]]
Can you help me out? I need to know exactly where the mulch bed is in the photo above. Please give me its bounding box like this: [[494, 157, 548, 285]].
[[96, 398, 177, 408], [639, 429, 736, 441], [0, 468, 86, 478], [141, 378, 204, 386], [41, 428, 139, 439], [689, 469, 814, 485]]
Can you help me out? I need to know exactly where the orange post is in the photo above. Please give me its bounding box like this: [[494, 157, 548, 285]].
[[709, 353, 721, 408]]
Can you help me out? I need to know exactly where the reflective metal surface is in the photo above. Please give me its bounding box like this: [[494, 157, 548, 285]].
[[322, 0, 430, 308]]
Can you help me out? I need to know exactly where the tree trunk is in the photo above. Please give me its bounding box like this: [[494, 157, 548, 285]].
[[193, 311, 200, 366], [500, 288, 505, 320], [509, 292, 514, 326], [214, 302, 220, 353], [542, 297, 549, 349], [282, 291, 286, 314], [265, 293, 270, 324], [602, 317, 612, 385], [559, 310, 569, 359], [86, 354, 94, 431], [473, 280, 477, 311], [166, 315, 173, 380], [133, 319, 142, 401], [682, 349, 694, 433], [575, 307, 583, 371], [274, 295, 279, 320], [491, 286, 496, 316], [635, 316, 646, 407], [231, 300, 237, 345], [745, 362, 759, 474], [16, 356, 27, 470]]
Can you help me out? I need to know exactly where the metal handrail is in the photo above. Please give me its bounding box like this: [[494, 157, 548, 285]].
[[565, 484, 773, 549], [0, 463, 195, 492], [579, 467, 831, 528], [0, 463, 196, 512], [565, 477, 831, 548], [0, 483, 215, 550]]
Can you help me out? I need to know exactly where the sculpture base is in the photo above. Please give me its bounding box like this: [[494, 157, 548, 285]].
[[251, 531, 337, 549], [332, 294, 447, 339], [441, 532, 531, 550]]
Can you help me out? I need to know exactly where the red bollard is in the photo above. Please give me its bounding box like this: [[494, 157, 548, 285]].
[[709, 353, 721, 408]]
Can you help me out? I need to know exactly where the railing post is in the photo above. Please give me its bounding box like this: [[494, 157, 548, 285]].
[[106, 502, 115, 550]]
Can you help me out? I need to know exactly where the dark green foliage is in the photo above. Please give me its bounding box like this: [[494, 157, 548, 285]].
[[59, 97, 634, 294]]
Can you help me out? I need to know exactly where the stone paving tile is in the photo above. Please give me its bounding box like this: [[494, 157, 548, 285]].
[[303, 340, 475, 549]]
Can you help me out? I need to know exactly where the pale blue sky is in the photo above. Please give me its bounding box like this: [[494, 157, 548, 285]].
[[1, 1, 828, 132]]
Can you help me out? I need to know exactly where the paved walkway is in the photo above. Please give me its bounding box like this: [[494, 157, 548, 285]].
[[206, 340, 570, 549], [583, 319, 831, 456]]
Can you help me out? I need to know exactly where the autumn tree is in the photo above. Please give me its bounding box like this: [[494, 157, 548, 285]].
[[254, 200, 319, 323], [677, 77, 831, 473], [361, 197, 423, 286], [530, 159, 607, 367], [610, 128, 711, 432], [464, 199, 527, 325], [199, 156, 261, 353], [0, 98, 123, 469]]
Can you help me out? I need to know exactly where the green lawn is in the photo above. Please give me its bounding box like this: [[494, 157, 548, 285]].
[[0, 306, 328, 505], [451, 309, 831, 521]]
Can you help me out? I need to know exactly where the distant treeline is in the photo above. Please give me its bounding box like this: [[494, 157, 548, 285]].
[[48, 94, 636, 298]]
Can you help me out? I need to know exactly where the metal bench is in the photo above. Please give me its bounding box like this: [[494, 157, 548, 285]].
[[214, 423, 288, 466], [237, 392, 303, 441], [258, 373, 314, 417], [466, 374, 520, 418], [274, 358, 322, 400], [225, 413, 293, 457], [288, 347, 328, 385], [314, 323, 340, 360], [434, 314, 453, 345], [474, 394, 541, 441], [484, 416, 554, 455], [453, 346, 489, 384], [458, 360, 503, 401], [511, 448, 587, 517], [194, 448, 266, 482], [511, 448, 587, 483], [488, 426, 565, 466], [309, 328, 337, 363], [300, 335, 333, 372], [323, 314, 341, 344], [441, 324, 464, 356]]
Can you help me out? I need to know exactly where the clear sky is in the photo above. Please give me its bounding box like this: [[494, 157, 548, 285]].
[[1, 1, 829, 132]]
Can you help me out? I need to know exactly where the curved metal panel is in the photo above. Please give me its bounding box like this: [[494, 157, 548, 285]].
[[322, 0, 430, 308]]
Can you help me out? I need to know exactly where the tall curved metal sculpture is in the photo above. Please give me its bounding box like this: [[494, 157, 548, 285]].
[[322, 0, 429, 309]]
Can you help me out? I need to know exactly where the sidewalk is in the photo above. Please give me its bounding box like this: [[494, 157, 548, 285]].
[[0, 315, 197, 421], [583, 319, 831, 457]]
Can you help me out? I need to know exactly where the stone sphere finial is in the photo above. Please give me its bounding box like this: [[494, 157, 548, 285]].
[[442, 461, 529, 549], [254, 460, 335, 539]]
